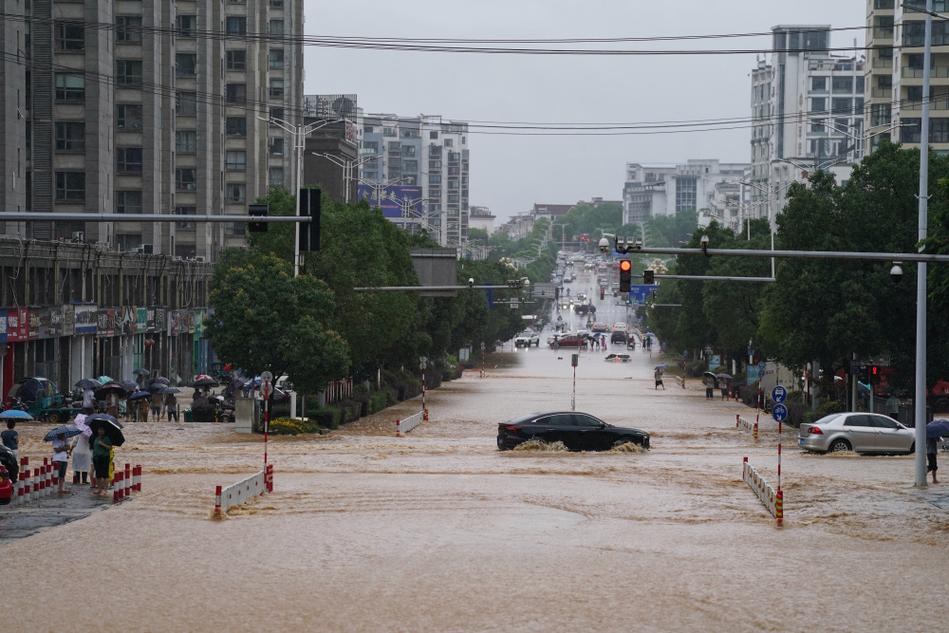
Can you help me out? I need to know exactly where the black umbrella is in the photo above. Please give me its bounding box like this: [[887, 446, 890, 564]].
[[132, 368, 151, 376], [88, 414, 125, 447], [192, 374, 218, 387], [94, 382, 128, 397], [75, 378, 100, 391], [127, 390, 151, 401], [119, 380, 138, 392]]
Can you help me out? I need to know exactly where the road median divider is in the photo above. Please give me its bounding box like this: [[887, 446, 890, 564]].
[[736, 414, 759, 442], [213, 464, 273, 519], [742, 456, 783, 527], [395, 410, 425, 436]]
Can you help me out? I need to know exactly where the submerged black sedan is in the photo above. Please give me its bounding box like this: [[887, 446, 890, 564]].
[[497, 412, 650, 451]]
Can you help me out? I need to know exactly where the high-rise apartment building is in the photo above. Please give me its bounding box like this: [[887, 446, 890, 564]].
[[358, 113, 470, 248], [0, 1, 303, 262], [866, 0, 949, 152], [622, 160, 748, 231], [750, 25, 865, 223]]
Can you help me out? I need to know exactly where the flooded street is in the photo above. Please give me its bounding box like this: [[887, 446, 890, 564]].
[[4, 294, 948, 632]]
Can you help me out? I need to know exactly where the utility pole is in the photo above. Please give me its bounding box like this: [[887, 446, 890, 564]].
[[914, 0, 933, 488], [259, 116, 345, 277]]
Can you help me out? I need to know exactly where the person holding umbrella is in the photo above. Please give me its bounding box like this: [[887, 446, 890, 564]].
[[926, 419, 949, 485], [91, 425, 112, 496], [43, 425, 83, 495], [71, 408, 93, 485]]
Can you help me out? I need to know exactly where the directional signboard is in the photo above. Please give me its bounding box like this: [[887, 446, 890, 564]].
[[628, 284, 660, 304], [772, 403, 789, 422], [771, 385, 787, 404]]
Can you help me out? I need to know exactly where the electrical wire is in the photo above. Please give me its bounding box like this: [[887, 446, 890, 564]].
[[0, 11, 872, 56]]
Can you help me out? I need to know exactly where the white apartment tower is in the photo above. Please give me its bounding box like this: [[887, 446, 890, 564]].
[[750, 25, 865, 223], [359, 113, 470, 248], [0, 0, 303, 261], [866, 0, 949, 152]]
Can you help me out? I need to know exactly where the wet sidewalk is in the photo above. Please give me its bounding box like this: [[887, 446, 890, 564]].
[[0, 486, 112, 541]]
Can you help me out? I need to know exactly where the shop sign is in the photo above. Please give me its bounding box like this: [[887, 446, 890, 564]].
[[61, 305, 75, 337], [74, 305, 98, 335], [97, 308, 116, 337], [7, 308, 29, 342]]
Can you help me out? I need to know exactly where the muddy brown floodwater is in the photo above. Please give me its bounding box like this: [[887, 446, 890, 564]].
[[3, 293, 949, 632]]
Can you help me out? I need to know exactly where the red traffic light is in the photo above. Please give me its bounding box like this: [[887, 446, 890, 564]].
[[619, 260, 632, 272], [871, 366, 879, 376]]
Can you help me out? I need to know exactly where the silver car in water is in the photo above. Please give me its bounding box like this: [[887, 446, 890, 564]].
[[798, 412, 916, 454]]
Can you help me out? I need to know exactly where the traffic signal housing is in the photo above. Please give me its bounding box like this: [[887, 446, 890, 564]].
[[618, 259, 632, 293], [248, 204, 268, 233], [298, 187, 322, 252], [869, 365, 880, 382], [643, 269, 655, 285]]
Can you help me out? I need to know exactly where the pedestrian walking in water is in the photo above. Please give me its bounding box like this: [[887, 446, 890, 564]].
[[720, 384, 728, 400], [165, 392, 179, 422], [928, 436, 940, 484], [149, 392, 162, 422], [704, 377, 715, 399], [71, 409, 93, 485], [654, 368, 665, 390], [91, 426, 113, 497], [1, 420, 18, 463]]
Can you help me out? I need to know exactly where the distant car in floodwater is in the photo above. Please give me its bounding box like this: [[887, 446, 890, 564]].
[[798, 412, 915, 454], [497, 411, 650, 451]]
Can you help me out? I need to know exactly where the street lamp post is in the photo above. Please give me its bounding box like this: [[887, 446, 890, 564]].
[[914, 0, 934, 488], [310, 152, 379, 204], [258, 116, 346, 277]]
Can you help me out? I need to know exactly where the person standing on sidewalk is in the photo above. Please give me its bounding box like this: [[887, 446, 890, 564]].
[[71, 408, 93, 485], [91, 426, 113, 497], [51, 432, 71, 495]]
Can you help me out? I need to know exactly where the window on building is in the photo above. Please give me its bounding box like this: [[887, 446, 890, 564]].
[[225, 183, 246, 202], [115, 16, 143, 43], [176, 130, 197, 154], [430, 131, 438, 139], [176, 53, 196, 77], [225, 151, 247, 171], [269, 78, 284, 99], [116, 190, 143, 214], [55, 121, 85, 152], [269, 48, 285, 70], [269, 20, 285, 35], [931, 118, 949, 143], [810, 121, 824, 133], [226, 83, 246, 105], [55, 73, 84, 103], [854, 97, 864, 114], [176, 15, 196, 37], [270, 106, 285, 120], [116, 147, 143, 174], [268, 167, 284, 187], [116, 104, 143, 129], [270, 0, 285, 7], [878, 75, 892, 89], [116, 60, 143, 86], [832, 76, 853, 93], [855, 76, 865, 93], [55, 172, 85, 202], [810, 76, 827, 92], [831, 97, 851, 114], [175, 206, 196, 229], [176, 91, 197, 116], [226, 17, 247, 35], [176, 168, 197, 192], [270, 138, 285, 155], [675, 176, 697, 213], [226, 49, 246, 71], [226, 116, 247, 137], [56, 21, 84, 50], [810, 97, 826, 113]]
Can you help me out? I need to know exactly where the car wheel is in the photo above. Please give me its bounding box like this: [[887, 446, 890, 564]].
[[909, 442, 915, 454], [829, 438, 852, 453], [47, 412, 62, 425]]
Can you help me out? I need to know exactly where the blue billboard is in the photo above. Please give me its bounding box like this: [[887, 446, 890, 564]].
[[357, 184, 423, 220]]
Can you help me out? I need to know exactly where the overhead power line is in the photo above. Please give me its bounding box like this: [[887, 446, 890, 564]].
[[0, 12, 872, 55]]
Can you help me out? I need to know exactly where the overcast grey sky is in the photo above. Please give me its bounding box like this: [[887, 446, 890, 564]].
[[304, 1, 865, 221]]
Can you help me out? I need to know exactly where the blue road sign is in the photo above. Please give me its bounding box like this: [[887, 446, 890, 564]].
[[772, 403, 789, 422], [628, 285, 659, 304], [771, 385, 788, 404]]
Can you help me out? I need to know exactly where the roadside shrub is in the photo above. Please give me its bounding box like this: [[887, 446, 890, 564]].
[[803, 399, 846, 424], [269, 417, 320, 435], [369, 391, 388, 413]]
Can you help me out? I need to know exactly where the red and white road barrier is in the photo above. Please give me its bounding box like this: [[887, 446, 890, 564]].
[[13, 458, 143, 506], [394, 410, 425, 436], [212, 463, 274, 519], [736, 414, 759, 442], [112, 464, 144, 504], [742, 456, 784, 526]]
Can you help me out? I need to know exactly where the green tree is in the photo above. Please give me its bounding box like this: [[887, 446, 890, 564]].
[[247, 186, 296, 264], [207, 250, 349, 390]]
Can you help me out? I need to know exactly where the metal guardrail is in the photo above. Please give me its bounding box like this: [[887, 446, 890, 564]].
[[395, 410, 424, 436], [742, 457, 783, 525], [213, 464, 273, 518]]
